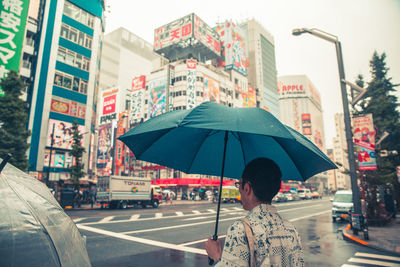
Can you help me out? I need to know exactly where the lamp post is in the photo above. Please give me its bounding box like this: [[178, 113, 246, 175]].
[[292, 28, 362, 233]]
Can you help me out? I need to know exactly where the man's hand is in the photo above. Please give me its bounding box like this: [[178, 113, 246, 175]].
[[205, 238, 222, 262]]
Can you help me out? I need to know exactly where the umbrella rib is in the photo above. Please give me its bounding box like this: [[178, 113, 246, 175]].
[[186, 129, 216, 174], [272, 137, 304, 179]]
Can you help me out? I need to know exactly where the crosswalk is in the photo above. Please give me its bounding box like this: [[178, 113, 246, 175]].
[[73, 207, 245, 225], [342, 252, 400, 267]]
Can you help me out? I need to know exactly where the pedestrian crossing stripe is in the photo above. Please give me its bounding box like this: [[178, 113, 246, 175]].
[[342, 252, 400, 267], [98, 216, 114, 223], [175, 211, 184, 216]]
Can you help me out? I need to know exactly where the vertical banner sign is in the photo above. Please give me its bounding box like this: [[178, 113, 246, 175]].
[[97, 124, 112, 168], [115, 112, 127, 170], [301, 113, 312, 136], [397, 166, 400, 183], [186, 59, 196, 109], [130, 75, 146, 125], [0, 0, 30, 96], [353, 114, 377, 170], [148, 77, 166, 118], [168, 65, 174, 111]]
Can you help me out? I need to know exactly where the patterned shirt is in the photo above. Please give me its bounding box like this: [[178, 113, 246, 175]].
[[216, 204, 304, 267]]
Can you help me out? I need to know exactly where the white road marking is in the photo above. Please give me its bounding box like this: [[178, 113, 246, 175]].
[[183, 216, 209, 221], [155, 213, 163, 218], [77, 224, 207, 256], [279, 204, 322, 213], [192, 210, 201, 214], [341, 264, 362, 267], [221, 208, 230, 211], [233, 207, 243, 211], [355, 252, 400, 262], [207, 209, 216, 213], [180, 235, 227, 246], [72, 218, 84, 223], [175, 211, 184, 216], [129, 214, 140, 221], [289, 210, 331, 222], [348, 257, 399, 266], [98, 216, 114, 223]]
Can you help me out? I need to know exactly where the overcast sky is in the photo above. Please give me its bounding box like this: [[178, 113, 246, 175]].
[[104, 0, 400, 148]]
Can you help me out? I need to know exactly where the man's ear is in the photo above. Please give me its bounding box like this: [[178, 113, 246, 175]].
[[244, 182, 252, 195]]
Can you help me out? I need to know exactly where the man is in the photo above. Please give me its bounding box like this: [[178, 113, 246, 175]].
[[205, 158, 304, 266]]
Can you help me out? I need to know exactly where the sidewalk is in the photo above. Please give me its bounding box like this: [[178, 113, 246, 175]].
[[342, 213, 400, 255]]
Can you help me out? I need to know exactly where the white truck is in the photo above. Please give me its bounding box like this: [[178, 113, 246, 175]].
[[97, 176, 162, 209]]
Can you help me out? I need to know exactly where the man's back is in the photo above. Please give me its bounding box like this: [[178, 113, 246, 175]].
[[217, 204, 303, 266]]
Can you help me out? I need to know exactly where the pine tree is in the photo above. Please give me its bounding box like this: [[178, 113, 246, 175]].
[[69, 120, 86, 190], [0, 70, 30, 171], [353, 51, 400, 219]]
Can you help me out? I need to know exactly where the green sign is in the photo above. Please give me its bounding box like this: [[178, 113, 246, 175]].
[[0, 0, 30, 96]]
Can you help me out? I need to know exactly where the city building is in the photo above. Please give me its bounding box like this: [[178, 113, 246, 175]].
[[27, 0, 105, 184], [333, 113, 351, 190], [239, 19, 279, 117], [326, 148, 337, 192], [278, 74, 328, 191]]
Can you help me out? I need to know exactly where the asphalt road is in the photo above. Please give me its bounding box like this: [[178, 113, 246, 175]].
[[67, 198, 400, 267]]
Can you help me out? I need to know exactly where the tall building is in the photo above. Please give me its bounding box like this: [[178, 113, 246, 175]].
[[333, 113, 351, 189], [278, 74, 327, 191], [239, 19, 279, 117], [27, 0, 105, 182], [326, 148, 337, 192]]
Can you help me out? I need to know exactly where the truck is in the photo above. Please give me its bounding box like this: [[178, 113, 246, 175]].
[[221, 186, 240, 203], [97, 176, 162, 209]]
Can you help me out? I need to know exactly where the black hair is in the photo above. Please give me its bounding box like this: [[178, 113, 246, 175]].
[[241, 158, 282, 203]]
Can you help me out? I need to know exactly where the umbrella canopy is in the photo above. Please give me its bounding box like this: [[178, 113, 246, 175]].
[[0, 158, 91, 267], [120, 101, 336, 181]]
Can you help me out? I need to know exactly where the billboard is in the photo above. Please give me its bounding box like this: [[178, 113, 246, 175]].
[[248, 86, 256, 107], [46, 119, 86, 150], [186, 60, 196, 109], [148, 77, 167, 118], [100, 88, 118, 125], [154, 14, 192, 51], [130, 75, 146, 124], [97, 124, 112, 168], [301, 113, 312, 136], [353, 114, 376, 170], [51, 97, 86, 119], [204, 76, 220, 103], [215, 21, 248, 76], [193, 14, 221, 57], [0, 0, 30, 96]]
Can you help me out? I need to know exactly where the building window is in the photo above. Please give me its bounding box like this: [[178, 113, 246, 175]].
[[53, 71, 88, 95], [63, 1, 95, 29], [60, 23, 93, 49]]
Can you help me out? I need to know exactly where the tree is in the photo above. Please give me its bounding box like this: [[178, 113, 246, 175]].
[[69, 120, 86, 190], [0, 70, 30, 171], [353, 51, 400, 220]]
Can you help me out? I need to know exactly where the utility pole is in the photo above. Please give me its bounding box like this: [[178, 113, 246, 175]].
[[45, 123, 55, 187]]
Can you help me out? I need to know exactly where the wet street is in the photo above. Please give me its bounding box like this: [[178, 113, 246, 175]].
[[67, 198, 399, 266]]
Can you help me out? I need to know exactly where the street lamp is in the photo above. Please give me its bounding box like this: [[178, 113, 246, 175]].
[[292, 28, 363, 233]]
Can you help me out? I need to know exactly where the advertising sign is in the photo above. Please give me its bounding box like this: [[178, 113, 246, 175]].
[[193, 14, 221, 57], [168, 65, 175, 111], [204, 76, 220, 103], [51, 97, 85, 119], [97, 124, 112, 168], [130, 75, 146, 124], [277, 81, 306, 98], [115, 112, 127, 169], [148, 77, 167, 118], [353, 114, 377, 170], [215, 21, 248, 76], [44, 150, 66, 168], [47, 119, 86, 149], [397, 166, 400, 183], [154, 14, 192, 51], [0, 0, 30, 96], [248, 86, 256, 107], [186, 60, 196, 109], [103, 94, 116, 115], [301, 113, 312, 136]]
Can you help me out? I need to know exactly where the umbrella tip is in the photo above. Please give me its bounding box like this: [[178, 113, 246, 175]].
[[0, 153, 12, 173]]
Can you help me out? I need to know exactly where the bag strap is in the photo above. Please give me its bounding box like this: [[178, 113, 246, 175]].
[[241, 218, 256, 267]]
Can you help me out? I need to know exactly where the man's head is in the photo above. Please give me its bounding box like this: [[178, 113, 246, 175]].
[[239, 158, 282, 209]]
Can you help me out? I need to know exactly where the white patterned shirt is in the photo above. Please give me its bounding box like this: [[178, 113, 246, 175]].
[[215, 204, 304, 267]]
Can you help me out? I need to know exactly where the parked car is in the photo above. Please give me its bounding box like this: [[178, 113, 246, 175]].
[[283, 191, 294, 201], [297, 189, 312, 200], [331, 190, 353, 222], [312, 191, 321, 199], [272, 192, 288, 202]]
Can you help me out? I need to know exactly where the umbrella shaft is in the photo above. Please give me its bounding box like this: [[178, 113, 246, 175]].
[[213, 131, 229, 239]]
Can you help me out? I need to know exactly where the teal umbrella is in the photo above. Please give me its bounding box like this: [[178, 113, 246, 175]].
[[119, 101, 336, 262]]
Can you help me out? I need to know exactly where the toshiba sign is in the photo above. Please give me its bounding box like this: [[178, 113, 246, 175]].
[[103, 94, 116, 115]]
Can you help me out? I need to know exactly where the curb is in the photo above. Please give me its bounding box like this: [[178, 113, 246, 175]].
[[341, 224, 400, 256]]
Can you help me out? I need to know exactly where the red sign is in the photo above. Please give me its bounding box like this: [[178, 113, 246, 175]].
[[187, 60, 197, 69], [132, 75, 146, 91], [103, 94, 116, 115], [51, 99, 70, 115]]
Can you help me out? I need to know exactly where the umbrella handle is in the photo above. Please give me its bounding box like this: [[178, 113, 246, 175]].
[[208, 234, 218, 265]]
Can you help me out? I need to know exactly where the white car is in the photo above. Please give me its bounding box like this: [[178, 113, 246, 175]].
[[297, 189, 312, 200]]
